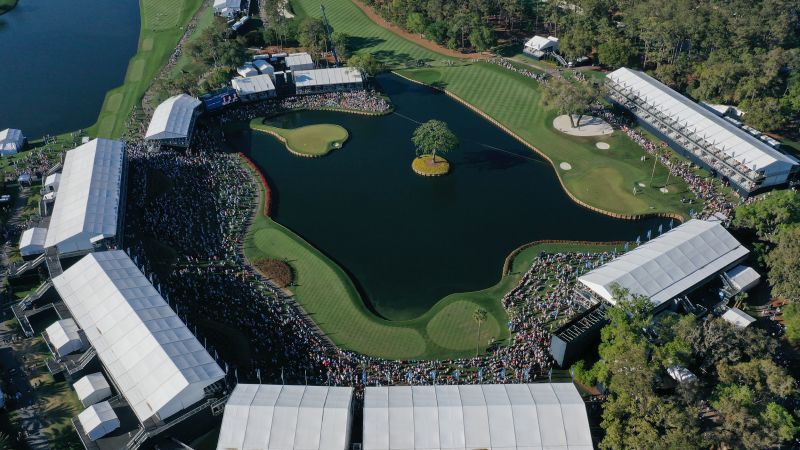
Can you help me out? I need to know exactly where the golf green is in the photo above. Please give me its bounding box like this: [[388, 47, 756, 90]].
[[251, 120, 349, 157]]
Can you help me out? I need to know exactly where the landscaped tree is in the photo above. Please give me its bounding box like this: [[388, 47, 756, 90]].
[[541, 79, 602, 128], [412, 119, 459, 163], [348, 52, 383, 77], [473, 307, 488, 356], [732, 189, 800, 240]]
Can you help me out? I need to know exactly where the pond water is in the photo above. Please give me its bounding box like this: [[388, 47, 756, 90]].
[[0, 0, 140, 138], [239, 74, 668, 320]]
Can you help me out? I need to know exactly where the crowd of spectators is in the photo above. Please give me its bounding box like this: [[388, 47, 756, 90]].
[[219, 91, 391, 124]]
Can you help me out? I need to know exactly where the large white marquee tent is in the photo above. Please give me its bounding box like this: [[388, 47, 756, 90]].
[[578, 219, 749, 310], [145, 94, 202, 144], [43, 138, 125, 254], [232, 74, 277, 102], [362, 383, 593, 450], [293, 68, 363, 94], [607, 68, 798, 191], [52, 251, 225, 424], [217, 384, 354, 450]]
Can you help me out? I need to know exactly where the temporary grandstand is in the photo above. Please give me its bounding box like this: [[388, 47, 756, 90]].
[[578, 219, 749, 312], [0, 128, 25, 155], [293, 67, 363, 95], [362, 383, 593, 450], [606, 67, 799, 194], [53, 251, 226, 425], [213, 0, 241, 18], [232, 74, 277, 102], [19, 227, 47, 258], [285, 52, 314, 71], [43, 138, 126, 257], [216, 384, 354, 450], [145, 94, 202, 148]]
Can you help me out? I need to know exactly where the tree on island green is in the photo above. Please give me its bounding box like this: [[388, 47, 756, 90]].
[[473, 307, 488, 356], [412, 119, 458, 163], [541, 78, 603, 128]]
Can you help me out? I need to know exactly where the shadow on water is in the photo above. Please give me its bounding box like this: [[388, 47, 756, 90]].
[[235, 73, 669, 320]]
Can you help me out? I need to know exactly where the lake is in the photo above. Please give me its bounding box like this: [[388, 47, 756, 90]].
[[0, 0, 140, 138], [238, 74, 669, 320]]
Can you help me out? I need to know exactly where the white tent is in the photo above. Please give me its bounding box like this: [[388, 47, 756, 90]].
[[74, 373, 112, 407], [722, 307, 756, 328], [524, 35, 559, 53], [232, 75, 277, 102], [44, 173, 61, 192], [667, 366, 697, 383], [726, 265, 761, 292], [45, 319, 83, 357], [363, 383, 593, 450], [607, 68, 798, 190], [52, 251, 225, 424], [214, 0, 241, 17], [237, 63, 259, 78], [253, 59, 275, 78], [145, 94, 202, 143], [285, 52, 314, 71], [0, 128, 25, 155], [43, 138, 125, 255], [19, 227, 47, 257], [78, 401, 120, 441], [578, 220, 749, 310], [217, 384, 354, 450], [293, 68, 363, 94]]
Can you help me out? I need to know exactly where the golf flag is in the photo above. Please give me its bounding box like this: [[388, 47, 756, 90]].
[[256, 368, 261, 383], [281, 368, 285, 385]]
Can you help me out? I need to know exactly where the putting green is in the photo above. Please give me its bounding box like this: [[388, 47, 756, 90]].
[[251, 120, 349, 157], [426, 300, 502, 352]]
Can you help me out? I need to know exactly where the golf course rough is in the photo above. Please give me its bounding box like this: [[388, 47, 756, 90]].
[[412, 155, 450, 176], [251, 119, 349, 157]]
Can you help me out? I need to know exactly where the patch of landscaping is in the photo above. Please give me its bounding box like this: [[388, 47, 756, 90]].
[[411, 155, 449, 176], [253, 258, 294, 287]]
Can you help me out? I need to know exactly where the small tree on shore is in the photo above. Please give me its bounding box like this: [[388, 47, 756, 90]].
[[412, 119, 459, 163], [473, 307, 488, 356], [541, 78, 603, 127]]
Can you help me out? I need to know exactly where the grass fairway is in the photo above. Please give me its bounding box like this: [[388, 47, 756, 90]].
[[251, 119, 349, 157], [293, 0, 693, 218], [89, 0, 204, 138], [241, 157, 618, 359]]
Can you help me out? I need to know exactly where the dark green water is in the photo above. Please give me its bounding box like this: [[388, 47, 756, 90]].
[[240, 74, 668, 320], [0, 0, 140, 137]]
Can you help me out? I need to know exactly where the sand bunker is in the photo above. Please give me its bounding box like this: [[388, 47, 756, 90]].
[[553, 115, 614, 137], [559, 162, 572, 170], [596, 142, 610, 150]]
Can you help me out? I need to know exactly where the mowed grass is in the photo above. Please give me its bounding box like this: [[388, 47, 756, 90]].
[[251, 119, 349, 157], [396, 63, 693, 218], [89, 0, 204, 138], [241, 157, 617, 359]]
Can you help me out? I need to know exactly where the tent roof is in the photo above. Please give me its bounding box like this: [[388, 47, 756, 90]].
[[78, 401, 119, 438], [217, 384, 353, 450], [607, 68, 798, 173], [43, 138, 124, 252], [214, 0, 240, 8], [722, 307, 756, 328], [232, 74, 276, 95], [52, 251, 224, 423], [20, 227, 47, 249], [44, 173, 61, 187], [45, 319, 81, 352], [524, 35, 559, 50], [74, 372, 111, 402], [293, 68, 363, 88], [363, 383, 592, 450], [145, 94, 201, 141], [285, 52, 313, 68], [0, 128, 24, 149], [726, 265, 761, 291], [667, 366, 697, 383], [578, 220, 749, 308]]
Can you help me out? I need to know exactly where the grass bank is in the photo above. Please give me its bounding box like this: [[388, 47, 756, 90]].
[[0, 0, 17, 15], [240, 155, 617, 359], [250, 119, 349, 157], [89, 0, 205, 138]]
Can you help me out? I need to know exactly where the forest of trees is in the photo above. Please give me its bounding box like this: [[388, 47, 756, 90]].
[[361, 0, 800, 134]]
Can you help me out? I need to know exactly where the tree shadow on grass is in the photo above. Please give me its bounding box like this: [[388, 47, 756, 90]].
[[348, 35, 386, 52], [39, 403, 75, 430], [371, 49, 431, 69]]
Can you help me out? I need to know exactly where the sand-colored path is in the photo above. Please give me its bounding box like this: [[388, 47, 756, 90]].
[[553, 115, 613, 137]]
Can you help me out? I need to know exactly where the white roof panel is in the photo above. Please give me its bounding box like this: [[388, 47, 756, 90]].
[[293, 68, 363, 88], [0, 128, 24, 153], [578, 220, 749, 307], [232, 74, 276, 95], [285, 52, 313, 68], [726, 265, 761, 292], [145, 94, 201, 141], [43, 139, 124, 253], [722, 307, 756, 328], [74, 372, 112, 406], [78, 401, 120, 441], [217, 384, 353, 450], [52, 251, 224, 423], [45, 318, 82, 356], [363, 383, 592, 450], [19, 227, 47, 256]]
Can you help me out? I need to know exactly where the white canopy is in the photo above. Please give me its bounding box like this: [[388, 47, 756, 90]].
[[43, 138, 125, 254], [363, 383, 593, 450], [145, 94, 202, 141], [285, 52, 314, 71], [74, 372, 112, 407], [232, 74, 276, 96], [578, 219, 749, 309], [44, 172, 61, 191], [0, 128, 24, 155], [214, 0, 241, 10], [237, 63, 259, 78], [293, 68, 363, 88], [524, 35, 559, 52], [217, 384, 354, 450], [78, 401, 120, 441], [722, 307, 756, 328], [667, 366, 697, 383], [52, 251, 225, 424], [726, 265, 761, 292], [253, 60, 275, 77], [607, 68, 798, 187], [45, 319, 83, 357], [19, 227, 47, 257]]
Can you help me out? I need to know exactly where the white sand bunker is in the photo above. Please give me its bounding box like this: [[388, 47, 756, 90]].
[[638, 182, 646, 187], [660, 187, 669, 193], [560, 162, 572, 170], [553, 115, 614, 137], [596, 142, 610, 150]]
